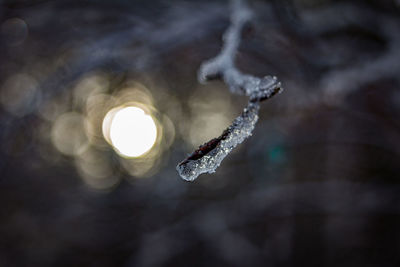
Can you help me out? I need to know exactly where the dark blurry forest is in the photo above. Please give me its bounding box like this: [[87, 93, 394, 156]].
[[1, 0, 400, 266]]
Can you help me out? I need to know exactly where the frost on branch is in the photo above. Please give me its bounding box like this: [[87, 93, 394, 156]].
[[177, 102, 260, 181], [177, 0, 282, 181]]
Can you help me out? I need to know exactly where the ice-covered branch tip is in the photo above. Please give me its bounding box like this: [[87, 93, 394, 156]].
[[198, 0, 282, 102], [177, 102, 260, 181], [177, 0, 283, 181]]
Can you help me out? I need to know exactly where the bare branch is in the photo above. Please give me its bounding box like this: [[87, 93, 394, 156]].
[[177, 0, 283, 181]]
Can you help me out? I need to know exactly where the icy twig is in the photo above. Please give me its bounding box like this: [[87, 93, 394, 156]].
[[177, 0, 282, 181]]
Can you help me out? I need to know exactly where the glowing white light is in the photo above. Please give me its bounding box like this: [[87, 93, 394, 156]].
[[106, 106, 157, 157]]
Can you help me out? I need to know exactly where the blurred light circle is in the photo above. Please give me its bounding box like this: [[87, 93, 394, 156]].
[[84, 93, 115, 147], [73, 72, 109, 108], [103, 106, 157, 158], [121, 157, 160, 178], [37, 95, 68, 122], [161, 114, 175, 148], [51, 112, 88, 156], [1, 17, 28, 46], [75, 146, 119, 191], [0, 73, 40, 117], [114, 83, 154, 107]]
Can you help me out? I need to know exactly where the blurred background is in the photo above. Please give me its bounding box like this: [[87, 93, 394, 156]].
[[1, 0, 400, 266]]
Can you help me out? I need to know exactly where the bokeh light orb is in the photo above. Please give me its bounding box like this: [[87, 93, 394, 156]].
[[0, 73, 40, 117], [103, 106, 157, 158], [1, 17, 28, 46], [51, 112, 88, 156]]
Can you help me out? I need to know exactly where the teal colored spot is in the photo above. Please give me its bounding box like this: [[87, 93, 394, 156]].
[[268, 145, 285, 163]]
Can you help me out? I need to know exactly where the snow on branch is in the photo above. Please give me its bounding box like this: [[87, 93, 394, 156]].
[[177, 0, 283, 181]]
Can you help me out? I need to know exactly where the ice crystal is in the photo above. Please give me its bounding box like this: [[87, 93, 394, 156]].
[[177, 0, 283, 181]]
